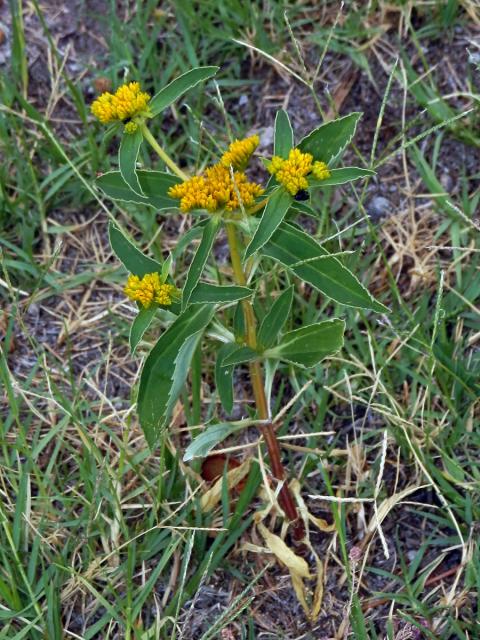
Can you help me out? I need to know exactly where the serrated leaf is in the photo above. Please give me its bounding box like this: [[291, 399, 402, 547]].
[[149, 66, 219, 116], [215, 343, 238, 414], [119, 127, 144, 196], [257, 286, 293, 349], [244, 188, 292, 260], [97, 170, 181, 210], [183, 217, 220, 309], [299, 112, 362, 164], [308, 167, 375, 188], [222, 345, 258, 367], [109, 223, 162, 277], [138, 305, 214, 447], [190, 283, 253, 304], [184, 420, 250, 461], [274, 109, 294, 158], [130, 306, 156, 354], [265, 318, 345, 368], [263, 223, 388, 312]]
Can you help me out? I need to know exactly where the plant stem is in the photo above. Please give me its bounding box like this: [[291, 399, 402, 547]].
[[225, 222, 304, 541], [140, 123, 188, 180]]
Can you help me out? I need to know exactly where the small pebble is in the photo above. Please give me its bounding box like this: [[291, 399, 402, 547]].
[[440, 172, 453, 192], [367, 195, 391, 221], [259, 125, 274, 150], [27, 303, 40, 317]]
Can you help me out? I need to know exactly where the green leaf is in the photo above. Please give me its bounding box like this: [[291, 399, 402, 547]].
[[109, 223, 162, 277], [244, 188, 292, 260], [263, 223, 388, 312], [290, 201, 318, 218], [183, 217, 220, 309], [190, 283, 253, 304], [265, 319, 345, 368], [299, 112, 362, 164], [222, 345, 258, 367], [215, 343, 238, 414], [257, 286, 294, 349], [130, 306, 157, 354], [308, 167, 376, 188], [118, 127, 144, 196], [149, 66, 219, 116], [97, 170, 181, 210], [138, 305, 214, 447], [184, 421, 249, 461], [274, 109, 294, 158]]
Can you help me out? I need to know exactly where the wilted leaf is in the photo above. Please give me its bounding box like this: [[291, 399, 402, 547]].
[[201, 458, 251, 512]]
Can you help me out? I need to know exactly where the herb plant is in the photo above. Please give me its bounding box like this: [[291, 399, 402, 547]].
[[92, 67, 387, 544]]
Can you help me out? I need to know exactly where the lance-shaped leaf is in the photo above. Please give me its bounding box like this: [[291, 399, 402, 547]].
[[189, 283, 253, 304], [263, 223, 388, 312], [308, 167, 375, 188], [138, 304, 214, 447], [109, 223, 162, 277], [97, 170, 181, 210], [129, 305, 157, 354], [299, 112, 362, 164], [265, 318, 345, 368], [149, 66, 219, 116], [244, 188, 292, 260], [182, 217, 220, 309], [222, 345, 258, 367], [119, 127, 144, 196], [215, 343, 238, 414], [257, 285, 293, 349], [184, 420, 252, 461], [274, 109, 294, 158]]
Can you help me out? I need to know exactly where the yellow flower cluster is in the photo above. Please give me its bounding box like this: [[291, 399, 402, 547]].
[[311, 161, 330, 180], [124, 273, 177, 308], [91, 82, 150, 125], [168, 163, 264, 213], [268, 148, 331, 195], [220, 135, 259, 170]]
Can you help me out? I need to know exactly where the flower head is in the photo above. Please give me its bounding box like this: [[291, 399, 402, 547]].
[[221, 135, 260, 170], [168, 164, 264, 213], [124, 273, 178, 308], [91, 82, 150, 125], [124, 121, 139, 134], [267, 148, 331, 195], [311, 161, 330, 180]]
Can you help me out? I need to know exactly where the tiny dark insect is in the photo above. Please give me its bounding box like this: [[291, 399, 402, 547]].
[[294, 189, 309, 201]]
